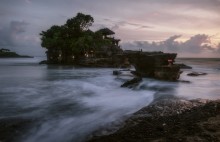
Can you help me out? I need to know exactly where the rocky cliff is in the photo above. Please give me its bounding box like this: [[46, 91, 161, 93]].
[[120, 51, 181, 80]]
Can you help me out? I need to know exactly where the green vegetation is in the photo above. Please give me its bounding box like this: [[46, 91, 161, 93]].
[[0, 48, 32, 58], [40, 13, 121, 64]]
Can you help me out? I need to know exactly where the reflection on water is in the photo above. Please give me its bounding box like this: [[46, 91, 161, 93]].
[[0, 58, 219, 142]]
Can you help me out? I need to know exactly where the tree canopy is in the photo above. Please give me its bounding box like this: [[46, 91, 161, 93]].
[[40, 13, 112, 62]]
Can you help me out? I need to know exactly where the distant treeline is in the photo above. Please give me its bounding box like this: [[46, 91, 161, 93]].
[[0, 48, 32, 58]]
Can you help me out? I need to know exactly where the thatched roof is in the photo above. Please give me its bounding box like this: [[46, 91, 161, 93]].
[[96, 28, 115, 35]]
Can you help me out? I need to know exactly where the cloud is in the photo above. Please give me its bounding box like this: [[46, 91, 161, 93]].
[[101, 18, 152, 30], [181, 34, 211, 53], [217, 43, 220, 53], [0, 0, 220, 57], [0, 21, 28, 47], [163, 35, 182, 52], [10, 21, 28, 34], [0, 20, 44, 56], [25, 0, 31, 4], [121, 34, 220, 57]]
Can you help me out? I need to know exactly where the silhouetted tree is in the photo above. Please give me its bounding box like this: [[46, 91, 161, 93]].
[[40, 12, 113, 63]]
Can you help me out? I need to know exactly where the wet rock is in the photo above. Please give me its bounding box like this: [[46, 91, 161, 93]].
[[130, 71, 142, 77], [121, 77, 142, 88], [187, 72, 207, 76], [44, 50, 182, 81], [0, 117, 34, 142], [39, 60, 48, 64], [113, 70, 122, 75], [126, 52, 178, 78], [88, 99, 220, 142], [154, 66, 181, 81], [120, 51, 181, 81]]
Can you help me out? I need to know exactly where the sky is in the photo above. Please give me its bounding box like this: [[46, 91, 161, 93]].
[[0, 0, 220, 57]]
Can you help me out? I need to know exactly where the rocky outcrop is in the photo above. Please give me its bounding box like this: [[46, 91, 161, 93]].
[[43, 50, 182, 81], [88, 99, 220, 142], [121, 51, 181, 81], [187, 72, 207, 76], [113, 70, 122, 75], [39, 60, 48, 64], [108, 51, 181, 81], [120, 77, 142, 88], [154, 65, 181, 81], [0, 117, 34, 142]]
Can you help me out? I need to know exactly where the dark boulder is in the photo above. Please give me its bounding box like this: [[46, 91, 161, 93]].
[[0, 117, 34, 142], [121, 77, 142, 88], [187, 72, 207, 76], [130, 71, 142, 77], [113, 70, 122, 75], [39, 60, 48, 64]]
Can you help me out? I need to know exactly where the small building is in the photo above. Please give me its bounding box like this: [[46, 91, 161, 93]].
[[94, 28, 122, 58], [45, 28, 122, 64]]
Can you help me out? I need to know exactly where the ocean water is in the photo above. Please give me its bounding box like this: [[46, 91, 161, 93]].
[[176, 58, 220, 100], [0, 57, 219, 142]]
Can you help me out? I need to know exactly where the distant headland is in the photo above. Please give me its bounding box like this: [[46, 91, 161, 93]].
[[0, 48, 33, 58]]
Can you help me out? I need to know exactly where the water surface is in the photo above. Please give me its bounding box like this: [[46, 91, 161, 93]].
[[0, 57, 219, 142]]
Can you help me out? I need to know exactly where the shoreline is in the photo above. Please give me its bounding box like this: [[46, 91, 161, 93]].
[[88, 98, 220, 142]]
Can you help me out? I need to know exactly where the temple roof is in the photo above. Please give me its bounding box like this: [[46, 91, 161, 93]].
[[96, 28, 115, 35]]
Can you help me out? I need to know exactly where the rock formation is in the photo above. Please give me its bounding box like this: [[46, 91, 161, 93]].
[[88, 99, 220, 142], [187, 72, 207, 76], [119, 51, 181, 81], [120, 77, 142, 88]]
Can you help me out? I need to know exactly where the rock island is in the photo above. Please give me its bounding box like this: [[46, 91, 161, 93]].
[[40, 13, 181, 81]]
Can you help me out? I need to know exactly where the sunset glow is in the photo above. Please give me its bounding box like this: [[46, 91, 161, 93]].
[[0, 0, 220, 57]]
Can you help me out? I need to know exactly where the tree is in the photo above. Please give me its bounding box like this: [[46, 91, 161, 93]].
[[65, 13, 94, 60], [65, 13, 94, 35], [40, 12, 116, 63], [40, 25, 67, 49]]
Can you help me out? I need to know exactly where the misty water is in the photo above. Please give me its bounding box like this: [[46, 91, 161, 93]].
[[0, 57, 220, 142]]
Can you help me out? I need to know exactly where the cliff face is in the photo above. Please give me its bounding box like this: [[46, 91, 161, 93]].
[[122, 51, 180, 80]]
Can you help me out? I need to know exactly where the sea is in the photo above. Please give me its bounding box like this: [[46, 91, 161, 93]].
[[0, 57, 219, 142]]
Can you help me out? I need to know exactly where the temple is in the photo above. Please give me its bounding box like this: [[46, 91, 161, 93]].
[[46, 28, 122, 64], [94, 28, 122, 58]]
